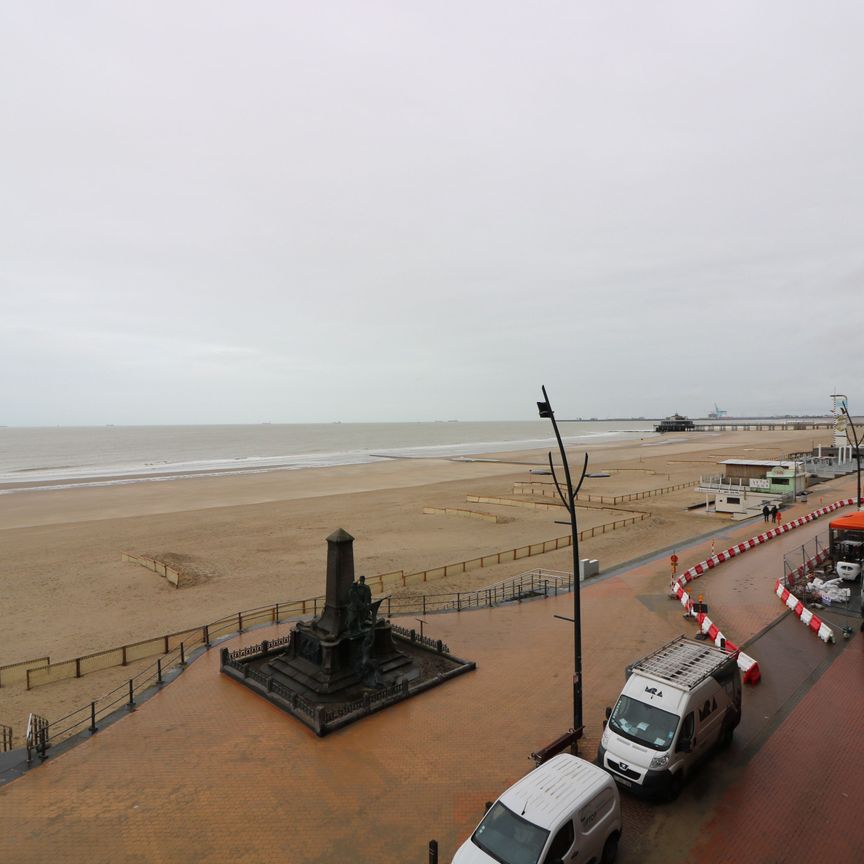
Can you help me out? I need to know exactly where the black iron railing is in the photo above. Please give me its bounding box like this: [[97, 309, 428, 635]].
[[25, 714, 49, 764], [226, 634, 293, 662], [26, 639, 197, 757]]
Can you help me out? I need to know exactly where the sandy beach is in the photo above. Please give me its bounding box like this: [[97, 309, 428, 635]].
[[0, 427, 833, 732]]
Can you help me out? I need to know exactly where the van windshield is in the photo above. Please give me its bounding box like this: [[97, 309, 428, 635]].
[[609, 695, 679, 751], [471, 801, 550, 864]]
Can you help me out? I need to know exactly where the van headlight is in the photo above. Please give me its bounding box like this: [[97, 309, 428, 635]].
[[601, 728, 609, 748], [649, 754, 669, 769]]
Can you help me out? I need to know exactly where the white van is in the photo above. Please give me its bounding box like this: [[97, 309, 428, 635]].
[[451, 754, 621, 864], [597, 636, 741, 800]]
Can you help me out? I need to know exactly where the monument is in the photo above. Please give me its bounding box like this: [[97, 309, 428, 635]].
[[220, 528, 475, 735]]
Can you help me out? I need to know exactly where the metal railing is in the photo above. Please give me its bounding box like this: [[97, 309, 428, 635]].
[[227, 634, 293, 661], [381, 568, 577, 618], [782, 532, 829, 591], [1, 723, 12, 752], [28, 639, 197, 757], [25, 714, 49, 764], [698, 475, 751, 493], [390, 623, 449, 653]]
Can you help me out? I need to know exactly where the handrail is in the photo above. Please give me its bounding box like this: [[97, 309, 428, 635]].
[[35, 640, 192, 752], [25, 713, 49, 764]]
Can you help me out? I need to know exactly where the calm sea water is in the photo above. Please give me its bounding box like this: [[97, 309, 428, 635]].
[[0, 421, 656, 489]]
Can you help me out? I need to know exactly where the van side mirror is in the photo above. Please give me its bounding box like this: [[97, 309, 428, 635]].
[[484, 801, 493, 813], [605, 706, 612, 720], [677, 737, 692, 753]]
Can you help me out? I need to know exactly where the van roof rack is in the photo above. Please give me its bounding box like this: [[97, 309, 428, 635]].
[[629, 635, 734, 691]]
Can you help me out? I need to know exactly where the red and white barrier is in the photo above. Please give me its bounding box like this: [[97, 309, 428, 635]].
[[665, 498, 857, 683], [672, 498, 855, 594], [671, 582, 761, 684], [774, 579, 835, 643]]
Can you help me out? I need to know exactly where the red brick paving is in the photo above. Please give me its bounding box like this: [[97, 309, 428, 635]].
[[0, 498, 860, 864], [0, 579, 680, 863], [686, 636, 864, 864]]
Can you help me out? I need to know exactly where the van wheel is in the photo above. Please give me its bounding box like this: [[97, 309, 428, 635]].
[[601, 832, 619, 864], [668, 773, 683, 802], [719, 724, 734, 750]]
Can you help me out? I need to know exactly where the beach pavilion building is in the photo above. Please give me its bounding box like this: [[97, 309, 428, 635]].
[[697, 459, 807, 518]]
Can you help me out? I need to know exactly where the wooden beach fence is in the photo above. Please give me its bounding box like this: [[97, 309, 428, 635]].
[[510, 480, 699, 505], [0, 656, 50, 688], [423, 506, 504, 523], [122, 552, 183, 588]]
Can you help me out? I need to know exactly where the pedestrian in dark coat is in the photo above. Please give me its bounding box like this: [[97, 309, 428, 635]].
[[762, 504, 770, 523]]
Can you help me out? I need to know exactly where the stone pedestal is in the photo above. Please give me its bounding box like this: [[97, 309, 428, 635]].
[[220, 526, 475, 735], [259, 527, 414, 698]]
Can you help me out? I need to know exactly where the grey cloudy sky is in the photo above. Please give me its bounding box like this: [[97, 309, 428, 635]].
[[2, 1, 862, 424]]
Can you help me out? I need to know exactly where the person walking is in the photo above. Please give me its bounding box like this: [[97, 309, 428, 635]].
[[769, 504, 778, 524], [762, 504, 770, 523], [775, 505, 783, 525]]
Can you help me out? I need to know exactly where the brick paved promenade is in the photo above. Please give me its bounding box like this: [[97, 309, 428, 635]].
[[0, 493, 860, 863], [687, 638, 864, 864]]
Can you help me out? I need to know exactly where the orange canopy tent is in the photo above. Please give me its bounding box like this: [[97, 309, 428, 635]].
[[829, 511, 864, 531]]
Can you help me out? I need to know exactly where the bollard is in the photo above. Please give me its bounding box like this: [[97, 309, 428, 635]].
[[89, 702, 97, 734], [180, 642, 187, 666], [128, 679, 136, 710], [428, 839, 438, 864]]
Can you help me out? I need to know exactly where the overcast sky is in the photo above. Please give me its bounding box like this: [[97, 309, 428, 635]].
[[2, 1, 862, 425]]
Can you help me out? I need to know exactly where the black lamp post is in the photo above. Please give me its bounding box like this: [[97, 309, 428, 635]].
[[841, 405, 862, 510], [537, 385, 589, 749]]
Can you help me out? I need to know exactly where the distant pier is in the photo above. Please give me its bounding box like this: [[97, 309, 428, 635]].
[[695, 421, 833, 432]]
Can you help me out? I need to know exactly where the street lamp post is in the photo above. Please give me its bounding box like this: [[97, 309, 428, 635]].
[[841, 405, 862, 510], [537, 385, 589, 750]]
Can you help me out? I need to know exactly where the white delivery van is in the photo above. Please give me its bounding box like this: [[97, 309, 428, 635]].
[[452, 754, 621, 864], [597, 636, 741, 800]]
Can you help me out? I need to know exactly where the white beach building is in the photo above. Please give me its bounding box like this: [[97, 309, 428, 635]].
[[697, 459, 806, 518]]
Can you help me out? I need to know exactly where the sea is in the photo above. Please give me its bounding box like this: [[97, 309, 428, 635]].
[[0, 421, 657, 492]]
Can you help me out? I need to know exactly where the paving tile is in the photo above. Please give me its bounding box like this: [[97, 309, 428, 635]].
[[0, 500, 858, 864]]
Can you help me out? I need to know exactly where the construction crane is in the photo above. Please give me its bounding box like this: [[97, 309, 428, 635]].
[[708, 403, 728, 419]]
